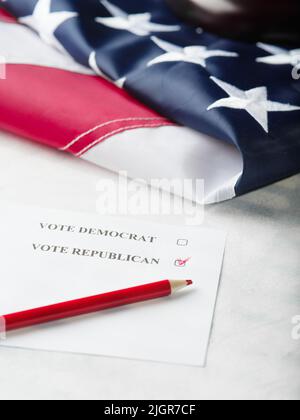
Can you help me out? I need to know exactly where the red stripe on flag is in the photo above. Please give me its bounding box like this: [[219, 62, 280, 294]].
[[0, 64, 173, 154]]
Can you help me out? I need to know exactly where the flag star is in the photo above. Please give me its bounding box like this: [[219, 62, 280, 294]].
[[208, 77, 300, 133], [148, 37, 238, 68], [96, 0, 180, 37], [19, 0, 78, 51], [257, 43, 300, 67]]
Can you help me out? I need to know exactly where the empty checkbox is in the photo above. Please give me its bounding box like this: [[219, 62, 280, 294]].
[[177, 239, 188, 247]]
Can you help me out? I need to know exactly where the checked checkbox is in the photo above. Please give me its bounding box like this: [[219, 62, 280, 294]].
[[175, 257, 191, 268]]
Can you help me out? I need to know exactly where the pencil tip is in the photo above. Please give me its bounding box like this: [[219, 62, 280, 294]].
[[186, 280, 193, 286]]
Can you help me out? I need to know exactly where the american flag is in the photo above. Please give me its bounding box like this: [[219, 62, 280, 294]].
[[1, 0, 300, 203]]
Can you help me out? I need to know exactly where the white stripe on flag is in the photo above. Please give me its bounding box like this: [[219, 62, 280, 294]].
[[82, 125, 243, 204], [0, 21, 93, 74]]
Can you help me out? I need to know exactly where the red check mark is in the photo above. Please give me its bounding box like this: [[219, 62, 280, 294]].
[[177, 257, 191, 267]]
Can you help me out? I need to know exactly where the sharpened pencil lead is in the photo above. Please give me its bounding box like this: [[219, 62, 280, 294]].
[[170, 280, 193, 293]]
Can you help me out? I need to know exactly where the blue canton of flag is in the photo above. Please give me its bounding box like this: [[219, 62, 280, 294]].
[[3, 0, 300, 197]]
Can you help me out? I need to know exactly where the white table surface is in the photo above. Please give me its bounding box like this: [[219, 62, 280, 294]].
[[0, 131, 299, 400]]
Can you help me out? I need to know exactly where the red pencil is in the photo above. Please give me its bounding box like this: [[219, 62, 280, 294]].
[[0, 280, 193, 333]]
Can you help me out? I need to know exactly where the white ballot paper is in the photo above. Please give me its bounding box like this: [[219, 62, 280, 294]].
[[0, 204, 226, 366]]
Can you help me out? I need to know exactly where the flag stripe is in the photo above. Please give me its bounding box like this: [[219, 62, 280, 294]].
[[75, 121, 174, 156], [0, 64, 173, 154], [60, 117, 171, 152]]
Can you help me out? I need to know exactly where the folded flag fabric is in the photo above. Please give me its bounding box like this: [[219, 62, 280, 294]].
[[1, 0, 300, 202], [0, 4, 243, 204]]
